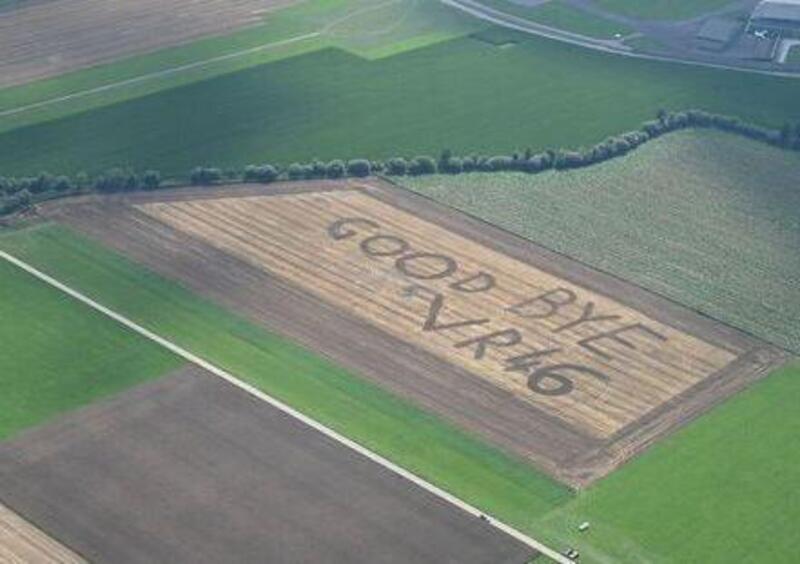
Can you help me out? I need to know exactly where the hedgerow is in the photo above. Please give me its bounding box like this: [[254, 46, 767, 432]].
[[1, 110, 798, 217]]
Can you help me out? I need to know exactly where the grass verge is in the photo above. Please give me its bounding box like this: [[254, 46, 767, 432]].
[[534, 361, 800, 563], [0, 258, 181, 440], [478, 0, 633, 38], [593, 0, 735, 21]]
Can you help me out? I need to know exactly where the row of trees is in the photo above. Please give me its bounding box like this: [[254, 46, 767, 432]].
[[190, 159, 376, 186], [210, 110, 798, 187], [0, 169, 161, 197], [2, 109, 798, 217], [0, 168, 162, 216]]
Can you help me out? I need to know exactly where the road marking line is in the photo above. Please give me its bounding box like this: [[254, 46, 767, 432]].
[[0, 249, 574, 564]]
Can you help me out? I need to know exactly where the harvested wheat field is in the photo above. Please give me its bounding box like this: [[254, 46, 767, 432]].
[[0, 0, 297, 87], [0, 501, 84, 563], [43, 180, 786, 486]]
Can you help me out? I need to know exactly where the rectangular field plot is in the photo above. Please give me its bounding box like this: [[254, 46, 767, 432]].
[[44, 181, 783, 485], [0, 367, 532, 564], [141, 191, 734, 438]]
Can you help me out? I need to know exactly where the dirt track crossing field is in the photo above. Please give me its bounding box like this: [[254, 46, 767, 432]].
[[0, 366, 533, 564], [0, 0, 298, 87], [45, 180, 786, 486], [0, 502, 84, 563]]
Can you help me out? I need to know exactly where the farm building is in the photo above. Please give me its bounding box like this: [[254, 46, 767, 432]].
[[695, 18, 743, 50], [749, 0, 800, 37]]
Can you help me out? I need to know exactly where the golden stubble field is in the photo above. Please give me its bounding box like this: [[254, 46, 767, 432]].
[[0, 502, 84, 563], [140, 189, 740, 439]]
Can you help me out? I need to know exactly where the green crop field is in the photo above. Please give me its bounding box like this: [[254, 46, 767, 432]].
[[0, 26, 797, 178], [536, 361, 800, 563], [0, 256, 181, 440], [593, 0, 736, 20], [473, 0, 633, 38], [0, 223, 571, 526], [403, 130, 800, 354]]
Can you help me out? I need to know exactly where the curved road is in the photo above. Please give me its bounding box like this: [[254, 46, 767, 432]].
[[442, 0, 800, 78]]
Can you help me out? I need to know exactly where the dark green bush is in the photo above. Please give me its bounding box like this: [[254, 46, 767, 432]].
[[409, 156, 436, 176], [190, 167, 223, 186], [386, 158, 408, 176], [346, 159, 371, 177], [142, 170, 162, 190], [326, 159, 346, 179]]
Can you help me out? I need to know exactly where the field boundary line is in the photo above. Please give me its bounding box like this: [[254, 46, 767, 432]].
[[0, 32, 321, 118], [0, 249, 573, 564]]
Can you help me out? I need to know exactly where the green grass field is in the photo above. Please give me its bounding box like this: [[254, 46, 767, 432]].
[[0, 223, 571, 526], [403, 130, 800, 353], [787, 45, 800, 64], [593, 0, 735, 20], [0, 26, 797, 178], [0, 258, 181, 440], [535, 361, 800, 563], [473, 0, 633, 38]]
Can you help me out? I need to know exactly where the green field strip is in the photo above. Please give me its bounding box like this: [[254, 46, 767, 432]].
[[403, 130, 800, 354], [592, 0, 736, 21], [623, 34, 668, 53], [0, 258, 182, 441], [532, 361, 800, 563], [0, 223, 571, 526], [0, 28, 797, 178], [476, 0, 633, 38]]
